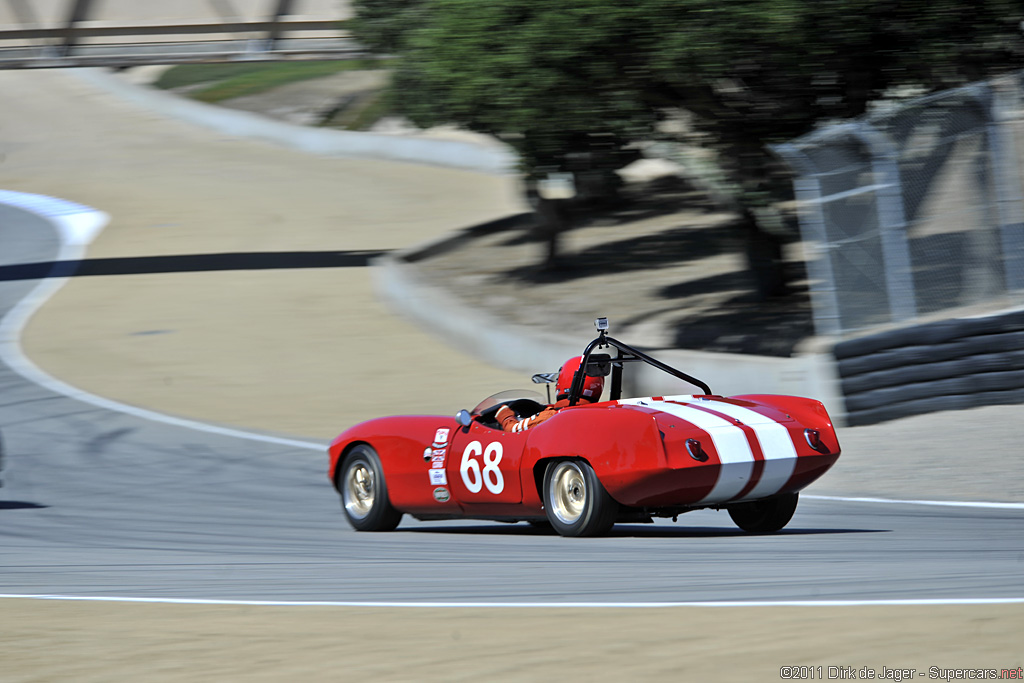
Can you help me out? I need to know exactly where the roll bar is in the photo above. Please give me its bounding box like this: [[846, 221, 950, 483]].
[[567, 321, 713, 405]]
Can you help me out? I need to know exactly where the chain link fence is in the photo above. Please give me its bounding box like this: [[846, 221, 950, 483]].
[[774, 73, 1024, 337]]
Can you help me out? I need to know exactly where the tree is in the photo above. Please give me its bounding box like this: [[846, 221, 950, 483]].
[[352, 0, 1024, 293]]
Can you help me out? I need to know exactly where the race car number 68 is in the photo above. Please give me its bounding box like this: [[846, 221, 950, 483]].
[[460, 441, 504, 494]]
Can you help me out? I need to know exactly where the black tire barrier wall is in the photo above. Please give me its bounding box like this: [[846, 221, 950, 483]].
[[834, 310, 1024, 426]]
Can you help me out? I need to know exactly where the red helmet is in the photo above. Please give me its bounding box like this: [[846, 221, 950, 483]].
[[556, 356, 604, 402]]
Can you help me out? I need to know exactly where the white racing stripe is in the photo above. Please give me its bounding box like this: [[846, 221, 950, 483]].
[[665, 395, 798, 501], [620, 397, 753, 503]]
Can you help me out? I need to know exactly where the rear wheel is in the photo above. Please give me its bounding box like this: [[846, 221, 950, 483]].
[[543, 459, 617, 537], [727, 492, 799, 533], [338, 445, 402, 531]]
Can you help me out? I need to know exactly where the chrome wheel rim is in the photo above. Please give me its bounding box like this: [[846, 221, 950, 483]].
[[344, 460, 375, 519], [550, 462, 586, 525]]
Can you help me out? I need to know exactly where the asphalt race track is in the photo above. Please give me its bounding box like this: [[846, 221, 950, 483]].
[[2, 207, 1023, 606]]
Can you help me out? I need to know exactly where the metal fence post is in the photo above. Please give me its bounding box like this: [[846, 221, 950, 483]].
[[989, 76, 1024, 296], [853, 123, 917, 323], [772, 143, 843, 336], [60, 0, 95, 55]]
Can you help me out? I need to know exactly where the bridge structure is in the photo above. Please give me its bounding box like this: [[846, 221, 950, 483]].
[[0, 0, 367, 69]]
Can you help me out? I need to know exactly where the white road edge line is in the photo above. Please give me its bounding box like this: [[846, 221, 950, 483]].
[[804, 495, 1024, 510], [0, 190, 324, 452], [0, 594, 1022, 608]]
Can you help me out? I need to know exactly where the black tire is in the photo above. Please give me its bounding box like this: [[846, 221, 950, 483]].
[[727, 492, 799, 533], [337, 445, 402, 532], [542, 459, 617, 537]]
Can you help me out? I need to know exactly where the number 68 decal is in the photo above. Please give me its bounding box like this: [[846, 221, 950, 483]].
[[460, 441, 504, 494]]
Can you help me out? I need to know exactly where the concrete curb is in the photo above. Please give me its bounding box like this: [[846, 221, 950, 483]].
[[72, 68, 518, 175], [0, 190, 109, 247], [372, 220, 848, 421], [372, 253, 582, 375], [369, 212, 580, 372]]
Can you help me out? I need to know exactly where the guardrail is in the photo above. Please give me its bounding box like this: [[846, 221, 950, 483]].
[[0, 0, 368, 68]]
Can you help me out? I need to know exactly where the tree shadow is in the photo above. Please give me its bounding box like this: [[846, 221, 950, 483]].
[[0, 501, 49, 510], [499, 180, 724, 251], [650, 265, 814, 357], [404, 522, 886, 538], [503, 220, 740, 285], [405, 523, 555, 536], [496, 174, 739, 284], [608, 525, 888, 539], [466, 176, 814, 355], [0, 250, 389, 282]]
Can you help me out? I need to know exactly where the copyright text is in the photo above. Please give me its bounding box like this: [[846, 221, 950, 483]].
[[779, 666, 1023, 681]]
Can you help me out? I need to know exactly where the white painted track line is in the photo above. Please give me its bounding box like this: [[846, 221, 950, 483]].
[[804, 495, 1024, 510], [1, 594, 1022, 608]]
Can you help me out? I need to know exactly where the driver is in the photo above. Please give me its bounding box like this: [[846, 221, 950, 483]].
[[496, 356, 604, 433]]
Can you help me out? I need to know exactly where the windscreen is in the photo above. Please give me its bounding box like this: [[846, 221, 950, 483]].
[[471, 389, 545, 415]]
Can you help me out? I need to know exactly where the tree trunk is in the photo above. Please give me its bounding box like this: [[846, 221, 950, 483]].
[[740, 208, 788, 300], [535, 197, 568, 270]]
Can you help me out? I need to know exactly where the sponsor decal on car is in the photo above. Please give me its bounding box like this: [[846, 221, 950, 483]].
[[432, 428, 450, 449], [433, 486, 450, 503], [427, 427, 450, 485]]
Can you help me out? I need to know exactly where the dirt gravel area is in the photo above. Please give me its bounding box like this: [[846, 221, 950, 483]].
[[1, 68, 1022, 681], [2, 600, 1021, 682], [413, 180, 815, 356]]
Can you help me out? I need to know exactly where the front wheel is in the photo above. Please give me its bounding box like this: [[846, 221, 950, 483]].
[[727, 492, 799, 533], [543, 459, 618, 537], [337, 445, 402, 532]]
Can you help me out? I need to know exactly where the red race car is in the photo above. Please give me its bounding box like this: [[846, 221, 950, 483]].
[[328, 319, 841, 537]]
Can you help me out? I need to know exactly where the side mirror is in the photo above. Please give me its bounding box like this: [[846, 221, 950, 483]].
[[455, 410, 472, 428]]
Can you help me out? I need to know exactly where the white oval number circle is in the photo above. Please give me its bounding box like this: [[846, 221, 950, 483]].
[[460, 441, 504, 495]]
